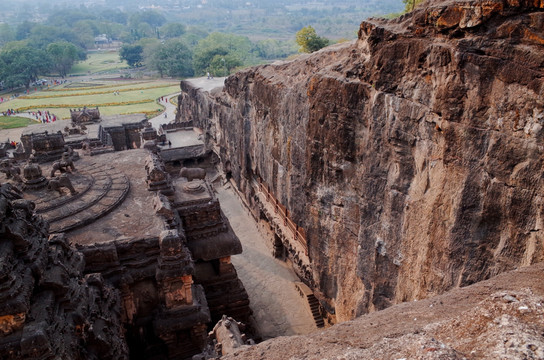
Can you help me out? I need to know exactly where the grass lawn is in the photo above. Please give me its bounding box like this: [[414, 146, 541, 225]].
[[69, 51, 127, 75], [0, 116, 34, 129], [0, 81, 180, 119], [32, 80, 178, 97]]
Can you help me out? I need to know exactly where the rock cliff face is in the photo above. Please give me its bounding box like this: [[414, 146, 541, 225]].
[[178, 0, 544, 322]]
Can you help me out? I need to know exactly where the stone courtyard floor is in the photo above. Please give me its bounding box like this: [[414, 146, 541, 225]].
[[216, 185, 317, 340]]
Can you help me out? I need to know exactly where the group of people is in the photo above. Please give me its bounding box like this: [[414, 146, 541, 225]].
[[31, 110, 57, 123], [2, 109, 17, 116], [1, 108, 58, 123]]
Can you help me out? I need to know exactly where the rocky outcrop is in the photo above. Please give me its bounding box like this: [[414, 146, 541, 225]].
[[222, 263, 544, 360], [178, 0, 544, 322], [0, 184, 127, 359]]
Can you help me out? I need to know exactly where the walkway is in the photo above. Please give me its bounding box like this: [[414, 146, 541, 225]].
[[149, 93, 180, 130], [148, 76, 226, 130], [215, 184, 317, 340]]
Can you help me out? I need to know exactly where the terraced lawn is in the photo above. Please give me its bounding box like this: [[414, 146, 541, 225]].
[[0, 116, 34, 129], [69, 51, 127, 75], [0, 80, 180, 120]]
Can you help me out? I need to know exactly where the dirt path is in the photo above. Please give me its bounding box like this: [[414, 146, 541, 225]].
[[215, 184, 317, 340]]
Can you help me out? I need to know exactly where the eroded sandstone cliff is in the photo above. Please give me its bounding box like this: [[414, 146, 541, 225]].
[[178, 0, 544, 322]]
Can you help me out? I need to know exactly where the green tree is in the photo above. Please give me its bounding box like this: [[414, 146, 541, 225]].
[[139, 11, 167, 28], [28, 25, 61, 49], [148, 39, 193, 78], [403, 0, 424, 12], [47, 41, 80, 77], [160, 23, 186, 39], [193, 32, 253, 76], [209, 54, 241, 77], [74, 19, 100, 36], [128, 11, 166, 31], [141, 38, 162, 67], [296, 26, 329, 53], [254, 39, 297, 60], [119, 44, 143, 67], [100, 9, 127, 25], [97, 22, 125, 40], [0, 24, 15, 47], [27, 24, 91, 52], [71, 21, 96, 49], [47, 9, 97, 28], [15, 21, 36, 41], [0, 44, 52, 90], [180, 26, 209, 47]]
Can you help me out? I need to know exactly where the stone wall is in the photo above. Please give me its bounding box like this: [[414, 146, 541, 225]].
[[177, 0, 544, 322], [20, 131, 65, 162], [99, 123, 145, 151]]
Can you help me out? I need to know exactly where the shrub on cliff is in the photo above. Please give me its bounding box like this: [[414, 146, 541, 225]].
[[296, 26, 329, 53]]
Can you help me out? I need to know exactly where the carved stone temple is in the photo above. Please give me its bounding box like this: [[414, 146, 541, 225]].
[[0, 120, 250, 359]]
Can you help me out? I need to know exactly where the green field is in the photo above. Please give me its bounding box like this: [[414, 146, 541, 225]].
[[0, 116, 34, 129], [0, 80, 180, 121], [26, 81, 174, 97], [69, 51, 128, 75]]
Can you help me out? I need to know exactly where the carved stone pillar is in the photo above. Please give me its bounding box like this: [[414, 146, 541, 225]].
[[156, 230, 194, 309]]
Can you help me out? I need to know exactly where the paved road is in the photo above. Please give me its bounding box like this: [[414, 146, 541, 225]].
[[148, 93, 180, 130]]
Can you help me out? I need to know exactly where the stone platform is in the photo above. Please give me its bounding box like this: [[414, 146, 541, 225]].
[[60, 150, 164, 246], [28, 163, 130, 233]]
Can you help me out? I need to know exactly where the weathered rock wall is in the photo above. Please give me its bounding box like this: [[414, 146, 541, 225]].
[[0, 184, 128, 359], [178, 0, 544, 322]]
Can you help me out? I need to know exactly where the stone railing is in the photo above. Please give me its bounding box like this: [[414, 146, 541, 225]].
[[257, 176, 308, 254]]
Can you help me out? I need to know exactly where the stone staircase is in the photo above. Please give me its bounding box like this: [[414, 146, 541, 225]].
[[35, 163, 130, 234], [295, 282, 325, 328]]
